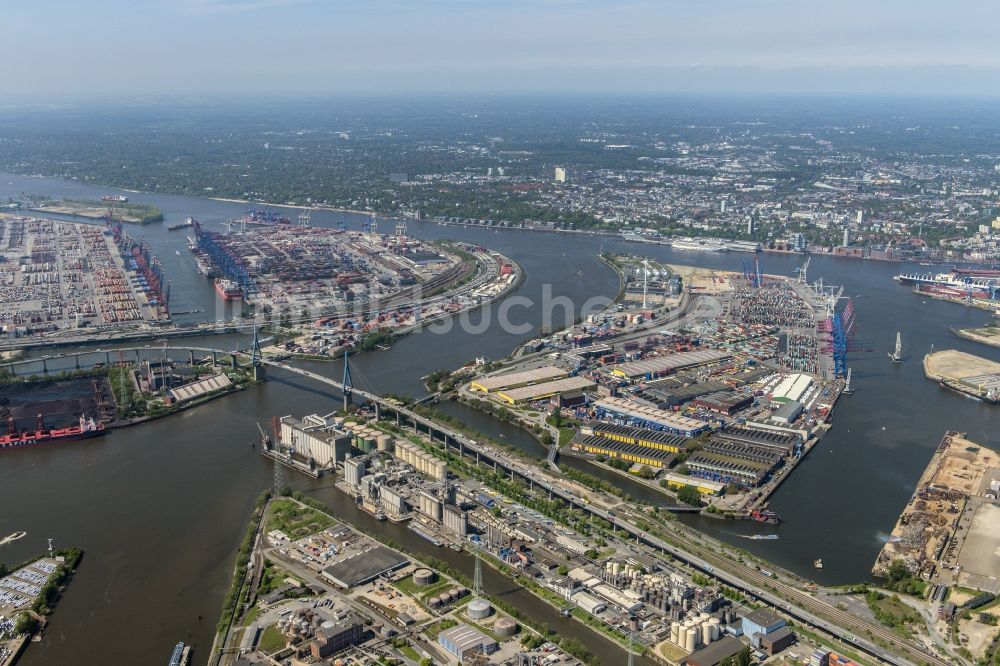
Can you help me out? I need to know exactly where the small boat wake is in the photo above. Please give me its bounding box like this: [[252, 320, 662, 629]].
[[0, 531, 26, 546], [729, 532, 779, 541]]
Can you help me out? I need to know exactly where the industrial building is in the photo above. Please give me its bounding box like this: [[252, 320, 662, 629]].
[[771, 400, 803, 425], [588, 423, 688, 453], [379, 486, 407, 518], [741, 607, 787, 640], [660, 472, 725, 495], [770, 373, 813, 403], [167, 373, 232, 404], [417, 489, 443, 521], [713, 426, 800, 456], [690, 391, 754, 416], [469, 365, 568, 393], [438, 623, 498, 660], [572, 590, 607, 615], [594, 396, 709, 437], [684, 452, 774, 487], [572, 434, 675, 468], [308, 613, 365, 659], [443, 503, 468, 536], [280, 414, 353, 468], [685, 635, 747, 666], [611, 349, 732, 379], [494, 375, 595, 405], [643, 380, 731, 407], [343, 456, 366, 487], [320, 545, 408, 588]]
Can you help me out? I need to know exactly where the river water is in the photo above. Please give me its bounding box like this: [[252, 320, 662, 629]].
[[1, 173, 998, 664]]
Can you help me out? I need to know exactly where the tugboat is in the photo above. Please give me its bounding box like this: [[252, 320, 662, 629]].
[[813, 558, 824, 570], [750, 509, 782, 525]]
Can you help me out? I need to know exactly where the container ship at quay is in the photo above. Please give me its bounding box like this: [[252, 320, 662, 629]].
[[214, 278, 244, 301], [242, 209, 292, 226], [1, 415, 105, 450]]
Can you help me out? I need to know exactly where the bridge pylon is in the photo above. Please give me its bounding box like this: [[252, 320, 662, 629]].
[[342, 351, 353, 411]]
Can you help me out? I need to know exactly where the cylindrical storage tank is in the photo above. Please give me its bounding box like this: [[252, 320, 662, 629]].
[[494, 617, 518, 637], [377, 434, 392, 452], [702, 623, 712, 645], [670, 622, 680, 645], [467, 598, 492, 620], [428, 597, 441, 609], [413, 568, 436, 586], [699, 612, 710, 622], [684, 628, 697, 652], [709, 619, 720, 641], [438, 592, 452, 605], [612, 562, 620, 576], [456, 586, 469, 598], [362, 436, 376, 453], [448, 588, 460, 600]]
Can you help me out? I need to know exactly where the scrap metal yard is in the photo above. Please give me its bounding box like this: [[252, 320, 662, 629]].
[[874, 432, 1000, 593]]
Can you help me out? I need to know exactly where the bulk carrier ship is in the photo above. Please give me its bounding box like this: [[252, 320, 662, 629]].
[[1, 415, 105, 450]]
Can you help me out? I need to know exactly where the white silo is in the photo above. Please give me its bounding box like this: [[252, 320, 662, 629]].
[[670, 621, 681, 644], [701, 622, 712, 645], [684, 627, 697, 652]]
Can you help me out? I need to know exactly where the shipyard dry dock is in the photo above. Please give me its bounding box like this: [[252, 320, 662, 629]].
[[874, 432, 1000, 593], [923, 350, 1000, 403]]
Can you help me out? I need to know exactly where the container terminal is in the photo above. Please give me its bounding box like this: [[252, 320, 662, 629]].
[[923, 349, 1000, 403], [456, 257, 853, 522], [188, 220, 463, 312], [0, 215, 170, 342]]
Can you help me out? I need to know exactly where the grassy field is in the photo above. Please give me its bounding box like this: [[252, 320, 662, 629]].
[[399, 644, 421, 661], [266, 498, 336, 539], [258, 624, 286, 652]]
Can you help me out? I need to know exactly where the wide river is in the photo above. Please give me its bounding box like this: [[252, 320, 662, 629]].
[[1, 174, 998, 665]]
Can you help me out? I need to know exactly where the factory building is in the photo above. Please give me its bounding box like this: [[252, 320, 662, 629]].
[[309, 613, 365, 659], [572, 591, 607, 615], [438, 623, 497, 660], [343, 456, 366, 487], [643, 380, 731, 407], [595, 397, 709, 437], [443, 503, 468, 536], [393, 440, 447, 482], [417, 489, 443, 521], [685, 635, 747, 666], [741, 607, 787, 641], [379, 486, 407, 518], [470, 365, 568, 393], [280, 414, 353, 467]]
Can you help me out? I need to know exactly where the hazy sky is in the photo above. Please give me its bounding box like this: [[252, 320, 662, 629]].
[[8, 0, 1000, 97]]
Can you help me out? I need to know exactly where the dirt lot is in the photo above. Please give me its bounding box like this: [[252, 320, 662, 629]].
[[956, 502, 1000, 592]]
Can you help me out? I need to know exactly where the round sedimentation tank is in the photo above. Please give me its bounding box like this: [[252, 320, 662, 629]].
[[494, 617, 518, 637], [413, 568, 436, 586], [467, 598, 492, 620]]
